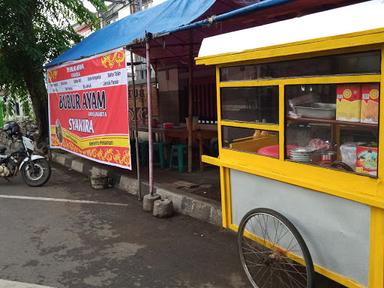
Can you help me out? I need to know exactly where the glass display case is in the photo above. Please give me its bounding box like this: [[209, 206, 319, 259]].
[[219, 50, 381, 177], [285, 83, 379, 176], [222, 127, 279, 158], [196, 9, 384, 287], [221, 86, 278, 124]]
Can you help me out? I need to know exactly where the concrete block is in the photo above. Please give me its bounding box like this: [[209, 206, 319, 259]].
[[209, 206, 222, 226], [71, 160, 84, 173], [90, 166, 108, 177], [156, 189, 183, 212], [153, 199, 174, 218], [51, 152, 223, 227], [143, 193, 161, 212], [82, 162, 92, 176], [54, 154, 66, 166], [141, 182, 150, 196], [90, 175, 108, 190], [118, 176, 138, 195], [182, 198, 211, 222], [64, 156, 73, 167], [52, 152, 73, 167]]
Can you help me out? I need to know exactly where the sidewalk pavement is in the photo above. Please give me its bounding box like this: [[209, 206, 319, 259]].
[[0, 164, 248, 288], [51, 151, 222, 226], [48, 152, 345, 288]]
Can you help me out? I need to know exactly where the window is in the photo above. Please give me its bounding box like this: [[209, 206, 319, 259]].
[[285, 83, 379, 177], [222, 127, 279, 158], [221, 86, 278, 124], [220, 51, 380, 82], [218, 50, 381, 178], [220, 86, 279, 156], [140, 70, 146, 80]]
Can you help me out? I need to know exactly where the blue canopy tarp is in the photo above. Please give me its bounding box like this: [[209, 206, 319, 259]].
[[46, 0, 357, 68], [46, 0, 217, 68]]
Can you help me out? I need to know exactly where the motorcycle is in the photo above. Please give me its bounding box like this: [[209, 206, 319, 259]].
[[0, 121, 51, 187]]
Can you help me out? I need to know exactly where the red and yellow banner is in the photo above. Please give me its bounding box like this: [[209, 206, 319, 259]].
[[47, 48, 131, 169]]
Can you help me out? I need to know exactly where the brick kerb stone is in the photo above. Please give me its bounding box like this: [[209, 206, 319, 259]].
[[51, 151, 222, 226]]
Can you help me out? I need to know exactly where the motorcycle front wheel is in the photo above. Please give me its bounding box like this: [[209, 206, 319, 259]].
[[21, 158, 51, 187]]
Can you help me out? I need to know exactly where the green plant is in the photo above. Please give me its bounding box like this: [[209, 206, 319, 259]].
[[0, 0, 106, 143]]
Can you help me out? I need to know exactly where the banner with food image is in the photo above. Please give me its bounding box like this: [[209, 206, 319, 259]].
[[47, 48, 131, 169]]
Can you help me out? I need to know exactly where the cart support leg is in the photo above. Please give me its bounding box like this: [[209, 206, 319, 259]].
[[219, 167, 232, 228], [368, 207, 384, 287]]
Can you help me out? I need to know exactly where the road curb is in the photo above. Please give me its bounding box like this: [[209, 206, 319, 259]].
[[51, 152, 222, 226]]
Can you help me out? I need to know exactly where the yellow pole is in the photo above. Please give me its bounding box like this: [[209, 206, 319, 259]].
[[368, 207, 384, 287]]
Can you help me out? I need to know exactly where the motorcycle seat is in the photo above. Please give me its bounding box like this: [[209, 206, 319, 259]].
[[0, 145, 6, 154]]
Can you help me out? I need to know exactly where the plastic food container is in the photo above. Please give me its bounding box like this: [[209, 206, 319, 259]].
[[336, 85, 361, 122], [163, 122, 174, 129], [312, 150, 336, 164], [340, 143, 357, 169], [295, 103, 336, 119], [356, 145, 378, 176], [361, 84, 379, 124], [257, 144, 298, 158]]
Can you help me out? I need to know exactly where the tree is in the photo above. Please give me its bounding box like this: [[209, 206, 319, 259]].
[[0, 0, 105, 144], [2, 85, 32, 119]]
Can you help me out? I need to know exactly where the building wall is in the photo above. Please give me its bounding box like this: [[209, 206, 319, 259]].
[[75, 0, 167, 130], [102, 0, 166, 26], [158, 68, 180, 123], [128, 82, 158, 127], [0, 90, 29, 122]]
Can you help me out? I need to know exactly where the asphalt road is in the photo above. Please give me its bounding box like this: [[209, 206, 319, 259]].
[[0, 164, 345, 288]]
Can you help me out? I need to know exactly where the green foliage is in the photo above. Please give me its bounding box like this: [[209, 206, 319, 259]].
[[0, 0, 106, 139], [2, 84, 32, 118], [0, 0, 106, 67]]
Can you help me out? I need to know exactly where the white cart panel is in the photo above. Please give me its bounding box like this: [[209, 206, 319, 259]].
[[230, 169, 370, 286]]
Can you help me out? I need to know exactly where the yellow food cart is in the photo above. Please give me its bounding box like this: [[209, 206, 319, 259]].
[[196, 1, 384, 287]]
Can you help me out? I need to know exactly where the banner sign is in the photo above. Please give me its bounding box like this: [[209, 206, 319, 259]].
[[47, 48, 131, 169]]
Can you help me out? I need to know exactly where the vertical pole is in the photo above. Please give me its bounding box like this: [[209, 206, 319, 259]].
[[146, 36, 154, 196], [154, 62, 159, 125], [130, 49, 142, 200], [187, 31, 194, 173]]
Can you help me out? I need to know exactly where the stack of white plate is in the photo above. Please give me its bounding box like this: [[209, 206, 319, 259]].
[[290, 147, 314, 163]]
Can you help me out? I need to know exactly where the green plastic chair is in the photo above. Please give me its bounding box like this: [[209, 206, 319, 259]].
[[169, 144, 187, 172], [153, 142, 168, 168], [139, 141, 148, 165]]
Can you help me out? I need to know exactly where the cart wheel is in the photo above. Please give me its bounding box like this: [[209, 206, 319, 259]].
[[238, 208, 314, 288]]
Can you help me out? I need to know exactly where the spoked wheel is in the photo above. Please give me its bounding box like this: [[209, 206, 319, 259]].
[[238, 208, 314, 288], [21, 158, 51, 187]]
